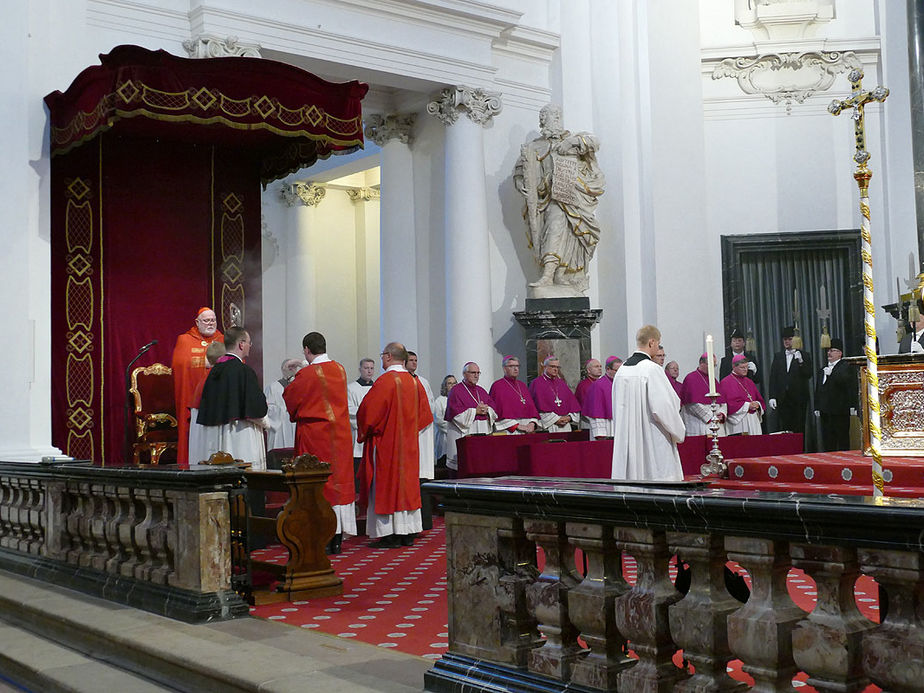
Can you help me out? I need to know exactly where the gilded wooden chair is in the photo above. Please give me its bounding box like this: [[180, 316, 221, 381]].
[[130, 363, 178, 464]]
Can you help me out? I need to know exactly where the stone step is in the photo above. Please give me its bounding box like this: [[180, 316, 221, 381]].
[[0, 619, 173, 692], [0, 569, 429, 692]]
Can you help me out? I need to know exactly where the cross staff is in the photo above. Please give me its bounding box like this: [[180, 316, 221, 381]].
[[828, 69, 888, 498]]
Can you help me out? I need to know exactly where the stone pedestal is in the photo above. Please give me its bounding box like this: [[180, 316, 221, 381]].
[[513, 297, 602, 384]]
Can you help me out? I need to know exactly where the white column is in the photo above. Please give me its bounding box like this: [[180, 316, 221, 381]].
[[280, 183, 325, 351], [427, 87, 502, 382], [0, 2, 60, 461], [364, 113, 419, 349]]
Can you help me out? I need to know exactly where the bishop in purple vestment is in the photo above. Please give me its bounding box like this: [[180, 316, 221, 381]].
[[444, 362, 497, 470], [582, 355, 621, 439], [720, 354, 765, 435], [488, 356, 539, 434], [680, 353, 726, 436], [529, 356, 580, 432]]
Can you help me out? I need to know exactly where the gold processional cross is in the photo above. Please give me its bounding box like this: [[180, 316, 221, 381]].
[[828, 69, 889, 498]]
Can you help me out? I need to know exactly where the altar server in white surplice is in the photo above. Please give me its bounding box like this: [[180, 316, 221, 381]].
[[263, 357, 301, 452], [611, 325, 686, 481], [407, 351, 436, 481], [347, 358, 376, 457]]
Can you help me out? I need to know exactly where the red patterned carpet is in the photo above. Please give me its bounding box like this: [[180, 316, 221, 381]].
[[250, 519, 449, 659], [251, 517, 882, 691]]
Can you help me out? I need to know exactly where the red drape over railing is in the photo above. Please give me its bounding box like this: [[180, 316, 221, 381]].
[[44, 44, 368, 184]]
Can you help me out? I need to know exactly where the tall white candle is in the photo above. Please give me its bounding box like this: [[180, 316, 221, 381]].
[[705, 334, 717, 396]]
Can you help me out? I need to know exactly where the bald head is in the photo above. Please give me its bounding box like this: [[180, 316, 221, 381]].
[[381, 341, 408, 370]]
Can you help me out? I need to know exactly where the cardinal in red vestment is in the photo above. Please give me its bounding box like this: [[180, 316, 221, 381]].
[[171, 307, 223, 463], [283, 332, 356, 554], [356, 342, 433, 548]]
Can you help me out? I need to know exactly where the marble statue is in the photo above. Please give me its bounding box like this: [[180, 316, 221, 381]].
[[514, 104, 605, 298]]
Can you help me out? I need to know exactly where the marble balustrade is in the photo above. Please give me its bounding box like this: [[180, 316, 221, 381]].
[[423, 476, 924, 693], [0, 461, 248, 622]]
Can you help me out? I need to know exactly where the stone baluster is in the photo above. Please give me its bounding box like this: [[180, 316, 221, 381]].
[[523, 518, 584, 680], [726, 536, 805, 692], [117, 487, 143, 578], [859, 548, 924, 691], [8, 479, 26, 551], [3, 481, 23, 550], [0, 479, 11, 541], [133, 488, 156, 580], [791, 544, 873, 692], [495, 519, 542, 667], [668, 532, 746, 692], [25, 479, 44, 554], [87, 483, 109, 571], [103, 484, 128, 573], [65, 483, 90, 564], [148, 489, 174, 584], [566, 521, 632, 689], [614, 527, 688, 691]]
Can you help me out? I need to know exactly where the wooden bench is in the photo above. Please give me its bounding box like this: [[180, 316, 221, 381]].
[[244, 454, 343, 604]]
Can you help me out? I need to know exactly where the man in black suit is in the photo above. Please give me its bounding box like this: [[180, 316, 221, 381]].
[[768, 326, 813, 433], [899, 294, 924, 353], [719, 328, 760, 384], [813, 338, 857, 451]]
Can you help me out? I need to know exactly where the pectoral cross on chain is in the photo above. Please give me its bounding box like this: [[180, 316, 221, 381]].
[[554, 392, 562, 407]]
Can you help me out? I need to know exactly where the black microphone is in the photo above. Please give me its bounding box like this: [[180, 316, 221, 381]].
[[138, 339, 158, 353]]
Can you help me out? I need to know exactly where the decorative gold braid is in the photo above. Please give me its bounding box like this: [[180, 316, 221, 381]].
[[872, 472, 885, 493], [860, 202, 871, 220]]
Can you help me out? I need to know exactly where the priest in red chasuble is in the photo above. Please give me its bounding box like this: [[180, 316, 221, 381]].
[[283, 331, 356, 554], [171, 307, 223, 464], [356, 341, 433, 549]]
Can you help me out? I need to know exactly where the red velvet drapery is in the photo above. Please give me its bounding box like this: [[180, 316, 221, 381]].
[[45, 44, 368, 184], [47, 46, 367, 464]]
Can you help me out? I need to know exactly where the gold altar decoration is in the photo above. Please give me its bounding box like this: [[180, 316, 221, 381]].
[[857, 355, 924, 457], [829, 69, 889, 496]]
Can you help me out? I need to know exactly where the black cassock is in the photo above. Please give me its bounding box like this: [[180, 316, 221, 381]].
[[197, 356, 267, 426]]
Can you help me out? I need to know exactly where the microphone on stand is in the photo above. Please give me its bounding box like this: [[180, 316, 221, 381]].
[[124, 339, 160, 464]]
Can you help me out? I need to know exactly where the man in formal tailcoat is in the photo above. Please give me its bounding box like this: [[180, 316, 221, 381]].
[[814, 338, 858, 452], [768, 326, 813, 434]]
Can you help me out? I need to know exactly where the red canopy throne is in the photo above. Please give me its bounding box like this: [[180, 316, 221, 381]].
[[45, 45, 368, 464]]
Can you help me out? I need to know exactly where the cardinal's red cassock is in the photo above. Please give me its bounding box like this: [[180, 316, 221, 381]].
[[172, 324, 223, 463], [356, 365, 433, 539], [283, 355, 357, 535]]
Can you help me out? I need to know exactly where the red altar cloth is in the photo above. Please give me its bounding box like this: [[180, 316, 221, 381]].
[[457, 432, 803, 479], [456, 431, 588, 477]]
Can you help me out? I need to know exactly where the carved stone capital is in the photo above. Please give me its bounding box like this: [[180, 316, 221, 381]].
[[427, 86, 503, 127], [346, 187, 381, 203], [364, 113, 417, 146], [280, 182, 326, 207], [182, 35, 262, 59], [712, 50, 862, 114]]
